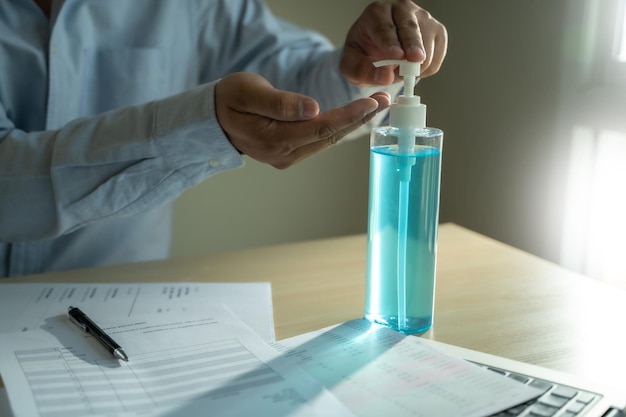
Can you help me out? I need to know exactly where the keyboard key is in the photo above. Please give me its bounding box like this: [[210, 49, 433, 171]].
[[487, 366, 506, 375], [552, 386, 578, 399], [504, 403, 529, 415], [540, 394, 569, 408], [528, 403, 560, 416], [567, 402, 585, 414], [508, 373, 530, 384], [575, 392, 596, 404], [529, 379, 553, 392]]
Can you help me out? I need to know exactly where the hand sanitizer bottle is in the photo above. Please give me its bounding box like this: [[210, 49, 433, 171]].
[[365, 60, 443, 334]]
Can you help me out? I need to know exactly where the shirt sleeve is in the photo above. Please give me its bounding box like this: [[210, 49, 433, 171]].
[[194, 0, 400, 114], [0, 0, 396, 244], [0, 82, 243, 242]]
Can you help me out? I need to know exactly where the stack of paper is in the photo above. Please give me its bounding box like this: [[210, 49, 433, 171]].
[[0, 304, 353, 417], [0, 283, 275, 341], [0, 283, 543, 417], [273, 319, 544, 417]]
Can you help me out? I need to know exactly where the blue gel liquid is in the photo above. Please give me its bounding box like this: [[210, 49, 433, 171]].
[[365, 145, 441, 334]]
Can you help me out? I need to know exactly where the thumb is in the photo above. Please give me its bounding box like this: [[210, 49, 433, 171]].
[[220, 72, 320, 121]]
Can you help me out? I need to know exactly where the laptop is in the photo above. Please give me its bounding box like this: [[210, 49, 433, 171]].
[[421, 338, 625, 417]]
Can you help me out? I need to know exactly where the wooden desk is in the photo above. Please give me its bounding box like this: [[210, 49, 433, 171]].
[[3, 223, 625, 391]]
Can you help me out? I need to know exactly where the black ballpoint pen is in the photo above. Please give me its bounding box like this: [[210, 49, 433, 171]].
[[68, 306, 129, 361]]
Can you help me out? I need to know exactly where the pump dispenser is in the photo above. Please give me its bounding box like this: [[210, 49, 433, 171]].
[[365, 60, 443, 334], [374, 59, 426, 135]]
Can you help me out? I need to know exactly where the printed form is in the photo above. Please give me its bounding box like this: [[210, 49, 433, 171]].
[[272, 319, 544, 417], [0, 307, 354, 417], [0, 283, 274, 341]]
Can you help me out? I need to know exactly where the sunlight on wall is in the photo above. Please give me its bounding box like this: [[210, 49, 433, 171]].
[[560, 126, 626, 284], [616, 0, 626, 62], [558, 0, 626, 289]]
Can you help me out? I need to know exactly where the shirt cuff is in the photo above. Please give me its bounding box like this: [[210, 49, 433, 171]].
[[152, 81, 244, 186]]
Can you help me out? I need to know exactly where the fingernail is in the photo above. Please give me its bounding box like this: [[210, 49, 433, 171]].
[[389, 45, 404, 58], [408, 45, 426, 61], [299, 100, 318, 119], [365, 101, 379, 115]]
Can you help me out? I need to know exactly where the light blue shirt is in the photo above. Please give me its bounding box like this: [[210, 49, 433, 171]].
[[0, 0, 374, 277]]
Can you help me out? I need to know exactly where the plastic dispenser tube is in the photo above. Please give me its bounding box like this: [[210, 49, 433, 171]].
[[365, 60, 443, 334]]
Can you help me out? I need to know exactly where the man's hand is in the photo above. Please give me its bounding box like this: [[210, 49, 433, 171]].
[[341, 0, 448, 86], [215, 72, 391, 169]]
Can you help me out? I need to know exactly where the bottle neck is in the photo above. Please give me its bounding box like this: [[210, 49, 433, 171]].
[[389, 96, 426, 130]]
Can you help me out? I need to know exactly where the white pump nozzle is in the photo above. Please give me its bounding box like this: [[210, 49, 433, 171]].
[[372, 60, 426, 131], [373, 59, 421, 97]]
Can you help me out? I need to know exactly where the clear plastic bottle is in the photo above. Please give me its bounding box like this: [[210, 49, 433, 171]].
[[365, 60, 443, 334]]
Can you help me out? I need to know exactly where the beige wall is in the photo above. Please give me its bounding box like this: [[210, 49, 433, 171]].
[[418, 0, 577, 264], [171, 0, 373, 257], [172, 0, 605, 272]]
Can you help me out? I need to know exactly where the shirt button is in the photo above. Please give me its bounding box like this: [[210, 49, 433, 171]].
[[208, 159, 221, 168]]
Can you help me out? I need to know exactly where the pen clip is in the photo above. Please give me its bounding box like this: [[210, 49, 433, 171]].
[[68, 307, 88, 332]]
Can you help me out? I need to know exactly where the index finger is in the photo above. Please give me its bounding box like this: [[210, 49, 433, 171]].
[[291, 97, 379, 144], [271, 97, 381, 166], [359, 1, 405, 59], [392, 1, 427, 62]]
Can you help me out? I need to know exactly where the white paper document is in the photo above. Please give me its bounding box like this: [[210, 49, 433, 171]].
[[0, 282, 274, 341], [272, 319, 544, 417], [0, 307, 354, 417]]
